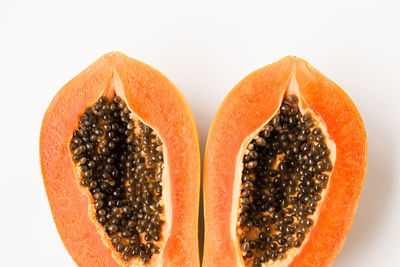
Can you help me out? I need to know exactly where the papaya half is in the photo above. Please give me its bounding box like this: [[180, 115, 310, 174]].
[[203, 56, 367, 267], [40, 52, 200, 267]]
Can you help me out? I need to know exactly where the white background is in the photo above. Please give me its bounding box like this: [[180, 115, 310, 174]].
[[0, 1, 399, 266]]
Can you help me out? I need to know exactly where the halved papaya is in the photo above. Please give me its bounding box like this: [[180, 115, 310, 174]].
[[40, 52, 200, 267], [203, 56, 367, 267]]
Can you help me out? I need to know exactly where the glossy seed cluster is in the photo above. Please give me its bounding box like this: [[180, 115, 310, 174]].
[[238, 95, 332, 266], [70, 96, 164, 263]]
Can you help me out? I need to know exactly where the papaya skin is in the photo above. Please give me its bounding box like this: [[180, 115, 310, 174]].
[[40, 52, 200, 267], [203, 56, 367, 267]]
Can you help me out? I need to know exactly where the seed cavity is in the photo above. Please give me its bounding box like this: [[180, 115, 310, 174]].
[[70, 96, 164, 263], [238, 95, 333, 266]]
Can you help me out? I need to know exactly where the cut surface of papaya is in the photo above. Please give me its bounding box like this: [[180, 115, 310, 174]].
[[40, 52, 200, 267], [203, 56, 367, 267]]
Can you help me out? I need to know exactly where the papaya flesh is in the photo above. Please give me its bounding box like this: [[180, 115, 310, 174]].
[[40, 52, 200, 267], [203, 56, 367, 267]]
